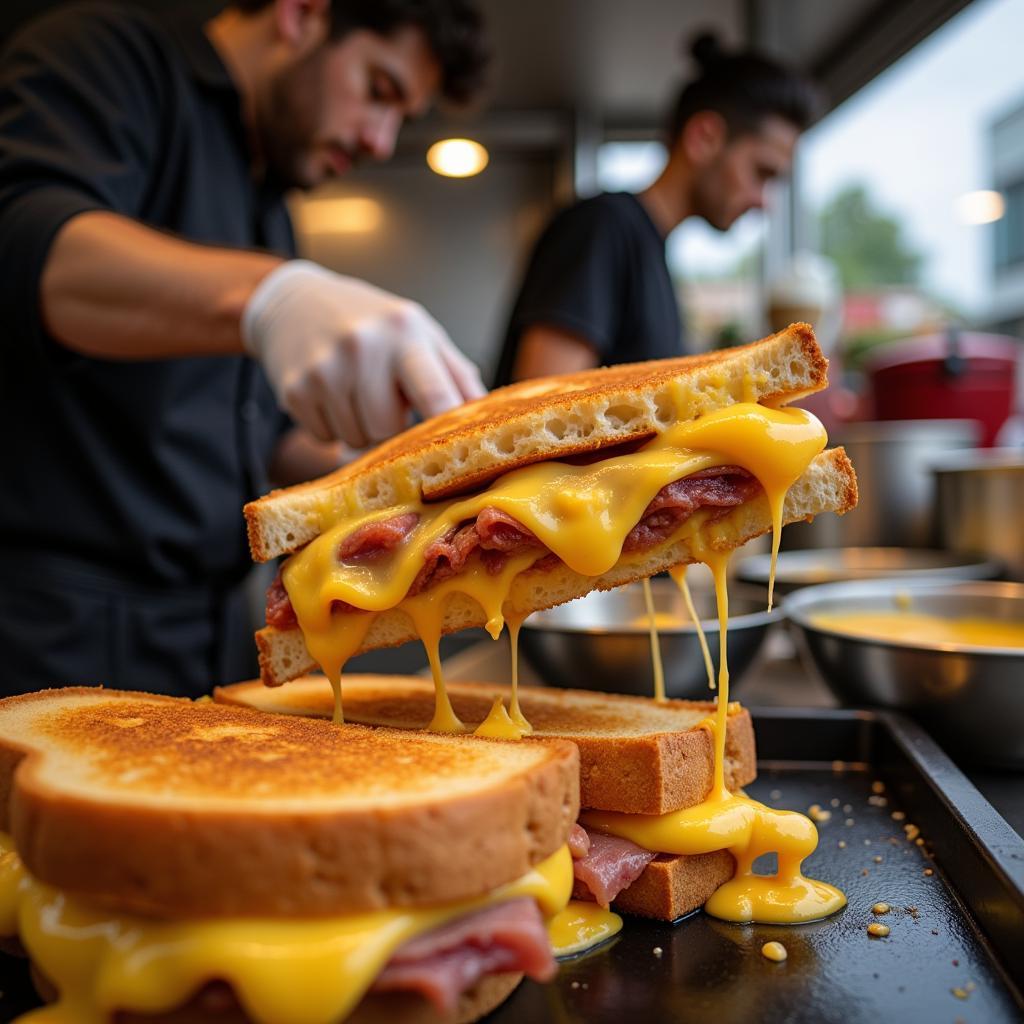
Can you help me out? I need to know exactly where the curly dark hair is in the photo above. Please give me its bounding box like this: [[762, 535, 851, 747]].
[[666, 32, 822, 140], [232, 0, 489, 103]]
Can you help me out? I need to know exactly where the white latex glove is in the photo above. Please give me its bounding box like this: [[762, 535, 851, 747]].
[[241, 260, 486, 447]]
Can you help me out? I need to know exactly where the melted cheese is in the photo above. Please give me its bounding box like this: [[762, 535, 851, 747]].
[[474, 697, 526, 740], [641, 577, 667, 702], [810, 610, 1024, 648], [283, 403, 826, 723], [669, 564, 716, 691], [585, 547, 846, 925], [0, 835, 571, 1024], [547, 900, 623, 958]]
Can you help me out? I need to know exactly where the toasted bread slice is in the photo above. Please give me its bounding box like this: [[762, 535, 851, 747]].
[[0, 688, 578, 918], [215, 675, 756, 816], [613, 851, 736, 922], [254, 446, 857, 688], [246, 324, 828, 562]]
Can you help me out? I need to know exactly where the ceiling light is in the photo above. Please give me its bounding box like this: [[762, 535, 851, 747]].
[[955, 190, 1005, 226], [426, 138, 489, 178]]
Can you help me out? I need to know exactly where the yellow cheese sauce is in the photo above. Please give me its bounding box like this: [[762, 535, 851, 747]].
[[473, 697, 527, 740], [642, 577, 667, 703], [810, 610, 1024, 649], [283, 403, 826, 724], [547, 900, 623, 958], [0, 835, 572, 1024], [669, 564, 716, 691]]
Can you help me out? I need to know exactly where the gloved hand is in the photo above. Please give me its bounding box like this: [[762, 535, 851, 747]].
[[241, 260, 486, 447]]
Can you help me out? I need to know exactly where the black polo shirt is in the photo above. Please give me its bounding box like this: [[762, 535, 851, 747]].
[[493, 192, 685, 386], [0, 3, 293, 694]]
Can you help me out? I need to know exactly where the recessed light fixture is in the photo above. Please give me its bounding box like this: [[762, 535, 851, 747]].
[[955, 190, 1005, 226], [426, 138, 489, 178]]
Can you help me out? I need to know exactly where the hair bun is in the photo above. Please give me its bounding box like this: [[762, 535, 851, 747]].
[[690, 32, 725, 70]]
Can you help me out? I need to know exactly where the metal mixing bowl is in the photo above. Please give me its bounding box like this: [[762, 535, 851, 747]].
[[519, 577, 780, 699], [736, 547, 1001, 598], [786, 579, 1024, 767]]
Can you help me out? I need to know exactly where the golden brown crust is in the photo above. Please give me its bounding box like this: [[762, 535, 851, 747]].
[[255, 446, 857, 687], [0, 689, 579, 918], [216, 676, 757, 816], [611, 851, 736, 921], [246, 324, 830, 562]]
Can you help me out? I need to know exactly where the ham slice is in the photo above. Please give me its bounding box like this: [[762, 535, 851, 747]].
[[571, 830, 656, 909], [265, 468, 760, 627], [370, 897, 555, 1014], [568, 823, 591, 860]]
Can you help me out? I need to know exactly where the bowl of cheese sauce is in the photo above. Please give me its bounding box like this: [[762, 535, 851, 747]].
[[786, 579, 1024, 767]]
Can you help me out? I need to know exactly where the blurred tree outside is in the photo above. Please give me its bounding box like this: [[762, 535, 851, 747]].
[[820, 184, 923, 289]]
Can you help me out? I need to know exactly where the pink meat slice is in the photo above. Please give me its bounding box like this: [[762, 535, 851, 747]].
[[370, 897, 555, 1014], [265, 468, 759, 626], [621, 467, 761, 553], [571, 830, 656, 909], [568, 823, 591, 860]]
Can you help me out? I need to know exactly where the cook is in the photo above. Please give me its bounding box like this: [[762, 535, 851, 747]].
[[0, 0, 488, 697], [494, 33, 819, 384]]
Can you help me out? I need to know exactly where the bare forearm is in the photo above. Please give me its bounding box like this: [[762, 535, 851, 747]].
[[512, 324, 599, 381], [40, 211, 283, 358], [268, 427, 346, 488]]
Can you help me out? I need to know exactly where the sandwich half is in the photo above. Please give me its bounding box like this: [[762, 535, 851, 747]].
[[246, 324, 857, 714], [217, 675, 842, 925], [0, 687, 579, 1024]]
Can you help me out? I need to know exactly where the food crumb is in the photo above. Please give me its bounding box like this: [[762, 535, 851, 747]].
[[871, 902, 890, 915], [838, 840, 847, 849], [931, 929, 939, 935], [906, 906, 919, 918], [924, 868, 934, 877], [861, 869, 870, 876], [952, 987, 969, 1000], [807, 803, 832, 823], [867, 922, 890, 938], [761, 941, 788, 962], [845, 818, 855, 827], [871, 780, 885, 793], [891, 811, 907, 822], [830, 798, 840, 808], [915, 837, 925, 846], [873, 856, 883, 864], [843, 804, 853, 813], [904, 823, 920, 840], [652, 947, 663, 958]]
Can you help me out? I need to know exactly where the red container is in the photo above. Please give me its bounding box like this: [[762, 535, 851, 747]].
[[866, 331, 1020, 447]]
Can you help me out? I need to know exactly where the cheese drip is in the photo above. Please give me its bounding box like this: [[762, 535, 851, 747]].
[[582, 551, 846, 925], [547, 900, 623, 958], [0, 835, 572, 1024], [283, 404, 826, 730], [668, 564, 716, 691], [642, 577, 667, 702]]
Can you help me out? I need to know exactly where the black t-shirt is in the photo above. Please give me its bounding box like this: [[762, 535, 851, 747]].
[[0, 3, 294, 693], [493, 192, 685, 386]]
